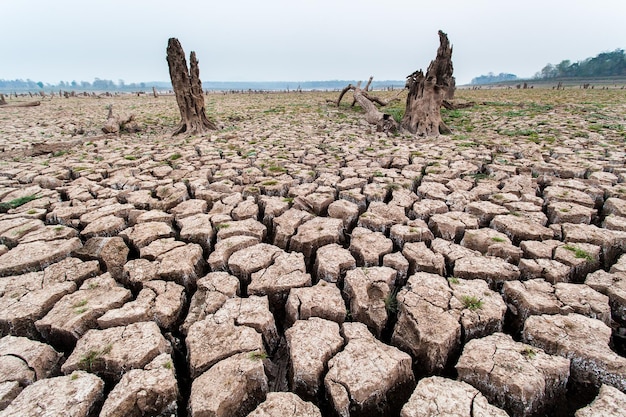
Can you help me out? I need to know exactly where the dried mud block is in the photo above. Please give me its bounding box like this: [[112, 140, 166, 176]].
[[35, 273, 131, 348], [349, 227, 393, 267], [189, 352, 268, 417], [79, 202, 134, 227], [97, 280, 185, 330], [123, 258, 159, 289], [156, 242, 205, 289], [603, 197, 626, 218], [0, 371, 103, 417], [74, 236, 128, 282], [0, 335, 62, 406], [216, 218, 267, 242], [139, 237, 185, 260], [490, 214, 553, 245], [585, 269, 626, 323], [285, 281, 346, 326], [80, 214, 126, 239], [410, 199, 448, 221], [247, 392, 322, 417], [358, 202, 408, 234], [504, 279, 610, 333], [392, 272, 460, 374], [99, 353, 178, 417], [456, 332, 570, 417], [186, 314, 264, 378], [327, 199, 360, 229], [460, 228, 511, 254], [290, 217, 344, 263], [520, 239, 561, 260], [400, 376, 508, 417], [428, 212, 478, 243], [0, 271, 75, 338], [325, 322, 415, 417], [0, 218, 45, 248], [228, 243, 283, 284], [170, 198, 207, 220], [448, 277, 507, 342], [213, 296, 279, 352], [562, 223, 618, 268], [553, 242, 601, 283], [547, 201, 596, 225], [208, 235, 260, 272], [523, 314, 626, 392], [286, 317, 343, 399], [249, 251, 311, 310], [417, 181, 450, 201], [465, 201, 510, 228], [272, 208, 314, 250], [177, 213, 214, 252], [182, 271, 240, 335], [118, 221, 174, 251], [518, 258, 571, 284], [344, 266, 396, 337], [453, 255, 520, 289], [389, 220, 434, 249], [402, 241, 446, 277], [575, 384, 626, 417], [430, 238, 480, 270], [383, 252, 410, 284], [314, 243, 356, 284], [0, 237, 82, 277], [543, 186, 595, 209], [62, 321, 171, 382]]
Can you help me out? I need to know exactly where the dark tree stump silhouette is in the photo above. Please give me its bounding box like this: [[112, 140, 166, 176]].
[[401, 30, 455, 136], [166, 38, 217, 135]]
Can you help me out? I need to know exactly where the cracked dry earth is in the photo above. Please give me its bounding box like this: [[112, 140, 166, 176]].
[[0, 88, 625, 417]]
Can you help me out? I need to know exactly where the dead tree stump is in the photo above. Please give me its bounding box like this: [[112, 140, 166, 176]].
[[401, 30, 455, 136], [166, 37, 217, 135]]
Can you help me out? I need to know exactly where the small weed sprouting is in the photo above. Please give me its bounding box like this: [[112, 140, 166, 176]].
[[562, 245, 593, 261], [384, 287, 399, 314], [249, 351, 268, 361], [448, 277, 460, 285], [79, 344, 112, 371], [163, 361, 173, 370], [0, 194, 41, 212], [521, 346, 537, 359], [491, 236, 506, 243], [461, 295, 484, 311], [169, 153, 182, 161]]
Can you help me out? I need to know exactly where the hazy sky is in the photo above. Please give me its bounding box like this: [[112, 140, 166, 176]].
[[2, 0, 625, 85]]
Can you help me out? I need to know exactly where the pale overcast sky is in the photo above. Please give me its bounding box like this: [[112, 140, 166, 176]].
[[2, 0, 624, 85]]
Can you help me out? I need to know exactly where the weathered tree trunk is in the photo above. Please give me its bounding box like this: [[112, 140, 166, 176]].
[[152, 86, 158, 98], [401, 30, 454, 136], [350, 82, 397, 134], [166, 37, 217, 135], [102, 104, 141, 134], [0, 94, 6, 105]]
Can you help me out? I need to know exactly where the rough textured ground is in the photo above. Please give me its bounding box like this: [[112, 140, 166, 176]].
[[0, 88, 625, 417]]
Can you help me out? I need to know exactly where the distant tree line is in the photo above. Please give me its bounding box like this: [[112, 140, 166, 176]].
[[470, 72, 518, 85], [535, 49, 626, 79], [0, 78, 159, 93]]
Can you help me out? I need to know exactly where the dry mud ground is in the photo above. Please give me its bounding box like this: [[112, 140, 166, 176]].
[[0, 88, 625, 417]]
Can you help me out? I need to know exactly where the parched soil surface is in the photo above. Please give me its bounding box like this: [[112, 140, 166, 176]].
[[0, 88, 625, 417]]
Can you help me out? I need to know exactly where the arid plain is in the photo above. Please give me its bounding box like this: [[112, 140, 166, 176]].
[[0, 87, 625, 417]]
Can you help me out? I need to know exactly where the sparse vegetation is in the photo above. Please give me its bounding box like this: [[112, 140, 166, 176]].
[[461, 295, 484, 311], [562, 244, 594, 261]]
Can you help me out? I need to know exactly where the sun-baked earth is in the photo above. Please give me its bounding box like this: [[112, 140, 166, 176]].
[[0, 87, 625, 417]]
